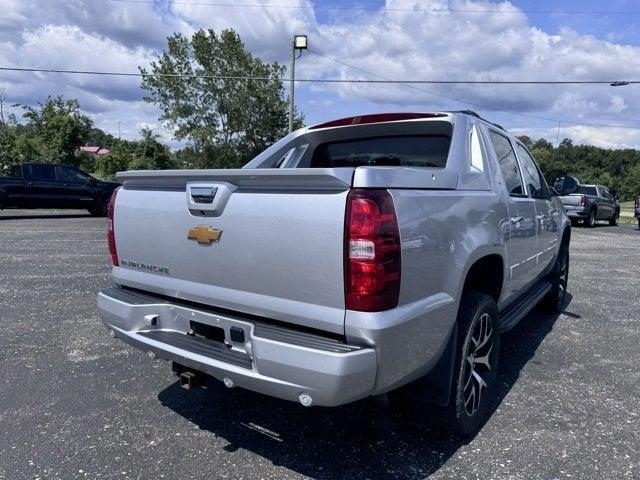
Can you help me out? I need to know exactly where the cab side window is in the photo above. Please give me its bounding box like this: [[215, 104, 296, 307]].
[[489, 131, 524, 196], [516, 144, 549, 199], [29, 164, 55, 181]]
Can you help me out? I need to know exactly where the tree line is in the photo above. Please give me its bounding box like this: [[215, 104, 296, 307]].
[[0, 28, 639, 200], [518, 136, 640, 200], [0, 95, 175, 177]]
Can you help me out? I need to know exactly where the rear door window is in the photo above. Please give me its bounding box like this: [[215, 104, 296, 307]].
[[516, 144, 549, 199], [29, 164, 56, 181], [489, 131, 525, 196], [309, 135, 451, 168]]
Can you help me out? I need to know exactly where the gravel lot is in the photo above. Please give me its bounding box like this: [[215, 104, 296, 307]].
[[1, 209, 639, 480]]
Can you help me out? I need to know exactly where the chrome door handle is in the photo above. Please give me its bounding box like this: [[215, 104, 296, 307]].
[[510, 216, 524, 224], [189, 186, 218, 204]]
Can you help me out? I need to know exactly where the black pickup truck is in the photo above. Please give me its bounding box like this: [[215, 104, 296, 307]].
[[0, 163, 119, 216]]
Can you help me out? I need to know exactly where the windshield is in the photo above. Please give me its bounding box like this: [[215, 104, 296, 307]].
[[309, 135, 451, 168]]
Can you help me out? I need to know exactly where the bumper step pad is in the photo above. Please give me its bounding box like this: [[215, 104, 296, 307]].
[[138, 330, 253, 369]]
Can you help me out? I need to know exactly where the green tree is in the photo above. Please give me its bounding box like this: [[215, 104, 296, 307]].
[[140, 28, 303, 169], [128, 128, 175, 171], [0, 128, 15, 171], [95, 139, 136, 179], [21, 96, 93, 164], [86, 127, 116, 148], [516, 135, 533, 149]]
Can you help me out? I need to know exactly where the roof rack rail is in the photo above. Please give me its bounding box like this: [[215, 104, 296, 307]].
[[454, 109, 481, 118], [449, 110, 506, 131]]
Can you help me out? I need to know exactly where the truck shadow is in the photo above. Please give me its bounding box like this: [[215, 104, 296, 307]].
[[157, 294, 573, 480]]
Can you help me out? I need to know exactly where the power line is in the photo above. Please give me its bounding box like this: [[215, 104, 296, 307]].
[[308, 49, 640, 130], [106, 0, 640, 15], [1, 66, 638, 86], [3, 64, 640, 130]]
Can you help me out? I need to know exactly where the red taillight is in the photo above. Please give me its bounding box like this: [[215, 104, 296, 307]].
[[107, 188, 120, 266], [345, 189, 400, 312], [579, 195, 587, 207]]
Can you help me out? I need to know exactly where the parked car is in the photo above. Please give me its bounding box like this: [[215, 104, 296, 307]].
[[635, 196, 640, 229], [0, 163, 119, 216], [97, 111, 571, 435], [553, 175, 619, 227]]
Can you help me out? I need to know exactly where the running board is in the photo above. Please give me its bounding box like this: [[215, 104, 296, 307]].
[[499, 281, 551, 332]]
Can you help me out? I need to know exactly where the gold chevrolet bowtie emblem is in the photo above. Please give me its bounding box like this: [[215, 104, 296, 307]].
[[187, 225, 222, 245]]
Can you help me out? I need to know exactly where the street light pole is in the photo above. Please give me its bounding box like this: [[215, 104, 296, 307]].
[[288, 39, 295, 133], [289, 35, 307, 133]]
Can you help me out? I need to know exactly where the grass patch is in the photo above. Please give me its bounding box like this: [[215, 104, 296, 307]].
[[620, 200, 635, 213]]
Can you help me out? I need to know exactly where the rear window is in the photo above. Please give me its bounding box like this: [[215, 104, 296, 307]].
[[578, 186, 597, 196], [309, 135, 451, 168]]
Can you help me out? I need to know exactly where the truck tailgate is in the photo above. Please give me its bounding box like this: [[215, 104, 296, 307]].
[[113, 168, 354, 335], [559, 194, 584, 207]]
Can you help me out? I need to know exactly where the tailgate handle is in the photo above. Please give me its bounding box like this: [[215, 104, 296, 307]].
[[189, 186, 218, 204]]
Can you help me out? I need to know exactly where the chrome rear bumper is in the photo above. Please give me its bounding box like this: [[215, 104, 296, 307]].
[[97, 287, 377, 407]]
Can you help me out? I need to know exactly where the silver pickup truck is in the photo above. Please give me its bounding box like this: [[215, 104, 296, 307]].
[[553, 176, 619, 227], [98, 111, 570, 434]]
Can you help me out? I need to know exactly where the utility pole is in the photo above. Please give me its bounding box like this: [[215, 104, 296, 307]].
[[289, 35, 308, 133], [0, 87, 6, 126]]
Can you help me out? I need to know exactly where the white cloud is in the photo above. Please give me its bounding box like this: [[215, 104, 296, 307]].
[[1, 0, 639, 148], [170, 0, 316, 62]]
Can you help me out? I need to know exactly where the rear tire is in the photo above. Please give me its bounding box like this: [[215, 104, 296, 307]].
[[585, 209, 596, 228], [542, 241, 569, 312], [444, 292, 500, 436], [609, 210, 619, 226], [390, 293, 501, 436]]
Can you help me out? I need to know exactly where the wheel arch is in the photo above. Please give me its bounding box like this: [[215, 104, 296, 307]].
[[455, 246, 507, 307], [405, 248, 505, 408], [461, 253, 505, 304]]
